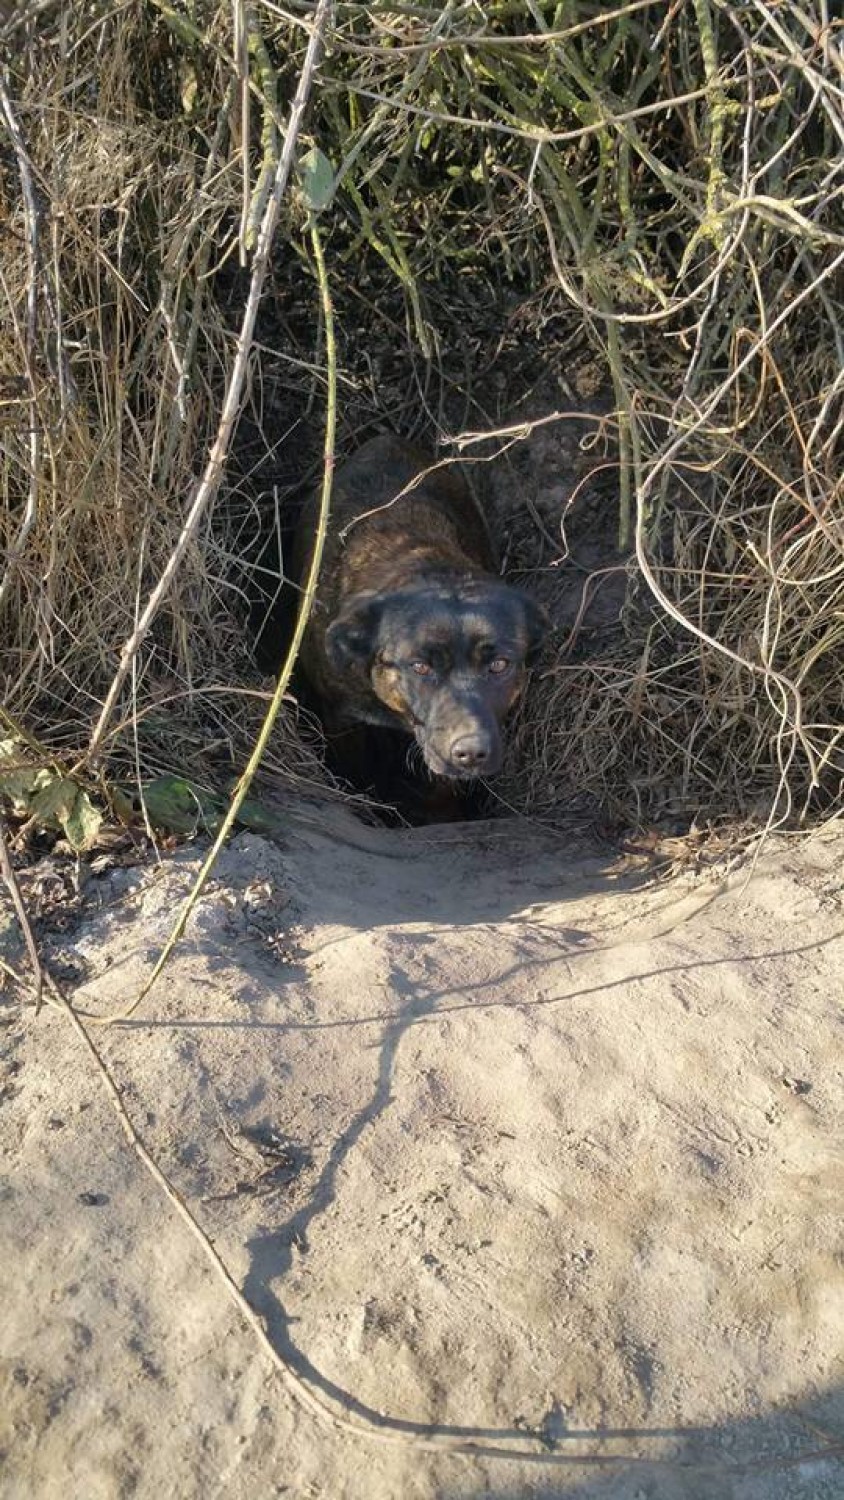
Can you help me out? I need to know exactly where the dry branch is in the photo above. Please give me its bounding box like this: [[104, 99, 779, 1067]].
[[86, 0, 335, 764]]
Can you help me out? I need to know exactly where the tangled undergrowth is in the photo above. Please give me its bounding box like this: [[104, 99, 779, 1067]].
[[1, 0, 842, 840]]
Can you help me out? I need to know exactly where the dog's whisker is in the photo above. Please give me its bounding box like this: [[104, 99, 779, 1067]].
[[405, 739, 423, 775]]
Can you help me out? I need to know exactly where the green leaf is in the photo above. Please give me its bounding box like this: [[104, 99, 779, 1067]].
[[130, 776, 225, 836], [233, 796, 285, 837], [111, 786, 137, 825], [30, 776, 78, 826], [0, 768, 42, 811], [62, 789, 104, 852], [0, 740, 51, 813], [29, 777, 103, 851], [299, 146, 335, 213], [0, 739, 102, 850], [115, 777, 284, 840]]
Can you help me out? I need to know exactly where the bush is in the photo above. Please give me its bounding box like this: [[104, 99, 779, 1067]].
[[1, 1, 842, 833]]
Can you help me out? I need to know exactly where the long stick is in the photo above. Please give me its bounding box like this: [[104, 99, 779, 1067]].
[[87, 0, 335, 763], [104, 213, 337, 1024], [0, 813, 43, 1013], [0, 69, 42, 616]]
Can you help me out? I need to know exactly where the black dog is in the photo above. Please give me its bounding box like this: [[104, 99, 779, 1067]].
[[295, 435, 545, 784]]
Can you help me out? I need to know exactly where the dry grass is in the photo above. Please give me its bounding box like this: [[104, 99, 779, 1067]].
[[0, 2, 325, 808], [1, 1, 842, 835]]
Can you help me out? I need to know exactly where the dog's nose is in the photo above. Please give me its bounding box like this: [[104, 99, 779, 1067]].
[[449, 734, 492, 771]]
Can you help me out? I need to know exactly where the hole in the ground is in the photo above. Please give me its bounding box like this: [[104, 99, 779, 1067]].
[[231, 370, 625, 831], [308, 720, 494, 827], [236, 426, 565, 829]]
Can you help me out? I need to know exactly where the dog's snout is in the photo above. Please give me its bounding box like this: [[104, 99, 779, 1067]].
[[449, 733, 493, 771]]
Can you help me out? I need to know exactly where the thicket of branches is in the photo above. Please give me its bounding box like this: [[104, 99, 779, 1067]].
[[1, 1, 842, 837]]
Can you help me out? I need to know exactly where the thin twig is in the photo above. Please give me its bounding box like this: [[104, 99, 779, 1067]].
[[98, 211, 338, 1025], [0, 813, 43, 1014], [0, 67, 42, 617]]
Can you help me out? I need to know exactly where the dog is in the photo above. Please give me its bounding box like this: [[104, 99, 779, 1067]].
[[294, 435, 546, 785]]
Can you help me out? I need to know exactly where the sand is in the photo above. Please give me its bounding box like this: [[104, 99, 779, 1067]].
[[1, 804, 843, 1499]]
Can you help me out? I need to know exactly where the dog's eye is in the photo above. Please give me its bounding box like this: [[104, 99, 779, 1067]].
[[412, 661, 434, 677], [488, 657, 510, 675]]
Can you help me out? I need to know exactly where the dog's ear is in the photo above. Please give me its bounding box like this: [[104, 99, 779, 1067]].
[[515, 590, 549, 666], [325, 593, 385, 670]]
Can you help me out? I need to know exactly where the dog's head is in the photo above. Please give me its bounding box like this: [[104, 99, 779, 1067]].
[[325, 578, 547, 779]]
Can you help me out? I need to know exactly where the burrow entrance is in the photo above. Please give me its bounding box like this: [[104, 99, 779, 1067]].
[[232, 365, 627, 828]]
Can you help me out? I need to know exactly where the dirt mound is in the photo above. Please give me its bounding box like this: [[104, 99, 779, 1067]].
[[2, 810, 842, 1497]]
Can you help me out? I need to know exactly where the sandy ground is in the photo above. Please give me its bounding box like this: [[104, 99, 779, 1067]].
[[1, 804, 843, 1500]]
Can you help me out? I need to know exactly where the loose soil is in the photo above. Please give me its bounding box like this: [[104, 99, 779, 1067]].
[[1, 806, 843, 1499]]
